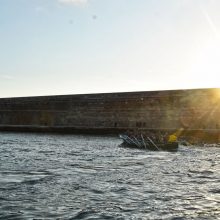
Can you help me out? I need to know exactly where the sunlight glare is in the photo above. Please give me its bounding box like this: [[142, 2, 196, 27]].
[[186, 40, 220, 88]]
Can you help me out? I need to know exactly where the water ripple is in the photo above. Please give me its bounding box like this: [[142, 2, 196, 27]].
[[0, 132, 220, 219]]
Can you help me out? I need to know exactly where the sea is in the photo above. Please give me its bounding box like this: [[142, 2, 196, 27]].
[[0, 132, 219, 219]]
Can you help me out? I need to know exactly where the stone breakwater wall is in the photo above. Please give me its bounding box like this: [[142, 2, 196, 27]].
[[0, 88, 220, 141]]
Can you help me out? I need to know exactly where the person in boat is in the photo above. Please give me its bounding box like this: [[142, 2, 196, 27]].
[[168, 134, 177, 142], [168, 128, 184, 143]]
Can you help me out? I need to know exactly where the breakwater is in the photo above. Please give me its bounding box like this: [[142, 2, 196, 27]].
[[0, 88, 220, 142]]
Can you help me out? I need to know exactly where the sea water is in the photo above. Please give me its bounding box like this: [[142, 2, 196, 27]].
[[0, 132, 219, 219]]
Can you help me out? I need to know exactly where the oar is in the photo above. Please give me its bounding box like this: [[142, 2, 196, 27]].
[[147, 137, 160, 151], [133, 136, 142, 148], [126, 135, 140, 148], [141, 134, 147, 148], [124, 135, 133, 145]]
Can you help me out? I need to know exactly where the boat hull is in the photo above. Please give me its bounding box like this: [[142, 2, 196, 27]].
[[120, 142, 178, 151], [119, 134, 178, 151]]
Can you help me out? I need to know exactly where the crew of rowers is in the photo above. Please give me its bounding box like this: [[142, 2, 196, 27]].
[[125, 128, 184, 143]]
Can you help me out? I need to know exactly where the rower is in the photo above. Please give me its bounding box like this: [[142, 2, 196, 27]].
[[168, 134, 177, 143], [168, 128, 184, 143]]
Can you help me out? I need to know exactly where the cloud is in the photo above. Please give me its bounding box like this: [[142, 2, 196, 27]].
[[58, 0, 88, 7]]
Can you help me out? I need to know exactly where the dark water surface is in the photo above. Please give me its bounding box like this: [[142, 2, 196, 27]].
[[0, 132, 219, 219]]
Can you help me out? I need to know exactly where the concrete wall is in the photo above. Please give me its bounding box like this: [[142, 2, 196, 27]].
[[0, 88, 220, 140]]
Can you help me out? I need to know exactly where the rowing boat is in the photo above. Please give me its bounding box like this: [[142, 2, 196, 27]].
[[119, 134, 178, 151]]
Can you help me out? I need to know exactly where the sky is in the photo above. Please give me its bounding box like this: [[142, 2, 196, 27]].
[[0, 0, 220, 98]]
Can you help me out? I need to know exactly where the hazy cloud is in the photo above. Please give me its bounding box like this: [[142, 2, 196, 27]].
[[58, 0, 88, 7]]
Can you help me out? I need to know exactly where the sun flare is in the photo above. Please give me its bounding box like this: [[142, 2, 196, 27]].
[[214, 88, 220, 99]]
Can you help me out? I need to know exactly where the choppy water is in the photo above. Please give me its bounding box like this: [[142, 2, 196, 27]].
[[0, 132, 219, 219]]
